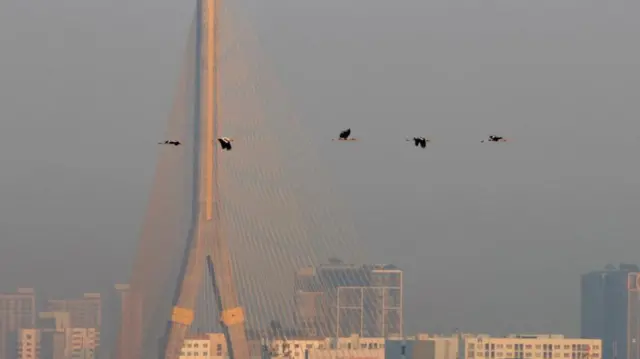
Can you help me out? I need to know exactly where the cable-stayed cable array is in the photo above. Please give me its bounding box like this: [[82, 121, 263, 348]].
[[118, 1, 397, 359], [117, 12, 199, 359], [205, 0, 383, 339]]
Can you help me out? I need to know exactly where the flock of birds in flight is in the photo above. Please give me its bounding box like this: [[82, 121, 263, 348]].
[[158, 129, 508, 151]]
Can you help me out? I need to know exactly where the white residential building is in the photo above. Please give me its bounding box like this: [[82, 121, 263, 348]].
[[459, 334, 602, 359], [17, 329, 39, 359]]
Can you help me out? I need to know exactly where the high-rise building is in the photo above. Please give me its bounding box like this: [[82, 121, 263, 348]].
[[46, 293, 101, 354], [0, 288, 36, 359], [46, 293, 101, 330], [97, 285, 126, 359], [294, 262, 403, 338], [17, 329, 39, 359], [68, 328, 98, 359], [112, 284, 130, 359], [581, 264, 640, 359], [294, 266, 333, 337], [369, 265, 403, 338], [39, 312, 72, 359], [17, 314, 98, 359], [112, 284, 141, 359]]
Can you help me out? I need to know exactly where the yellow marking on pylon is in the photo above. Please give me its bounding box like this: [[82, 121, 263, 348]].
[[171, 306, 194, 325], [221, 307, 245, 326]]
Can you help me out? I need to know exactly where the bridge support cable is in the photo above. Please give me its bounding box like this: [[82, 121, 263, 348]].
[[158, 0, 206, 357], [195, 0, 390, 343], [211, 0, 397, 342], [117, 7, 199, 359], [118, 0, 394, 358]]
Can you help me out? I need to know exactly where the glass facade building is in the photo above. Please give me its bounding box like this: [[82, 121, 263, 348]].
[[581, 264, 640, 359]]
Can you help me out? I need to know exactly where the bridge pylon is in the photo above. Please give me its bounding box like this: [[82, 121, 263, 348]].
[[158, 0, 250, 359]]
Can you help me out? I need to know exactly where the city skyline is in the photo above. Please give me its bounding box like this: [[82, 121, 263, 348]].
[[3, 0, 640, 346], [4, 260, 640, 359]]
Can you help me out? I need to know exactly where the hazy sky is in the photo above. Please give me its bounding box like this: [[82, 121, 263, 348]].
[[2, 0, 640, 336]]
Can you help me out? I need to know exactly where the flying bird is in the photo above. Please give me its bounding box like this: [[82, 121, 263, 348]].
[[217, 137, 233, 151], [158, 140, 181, 146], [332, 128, 356, 141], [481, 135, 507, 143], [407, 137, 429, 148]]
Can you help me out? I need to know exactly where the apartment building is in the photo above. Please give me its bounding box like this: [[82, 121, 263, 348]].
[[459, 334, 601, 359]]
